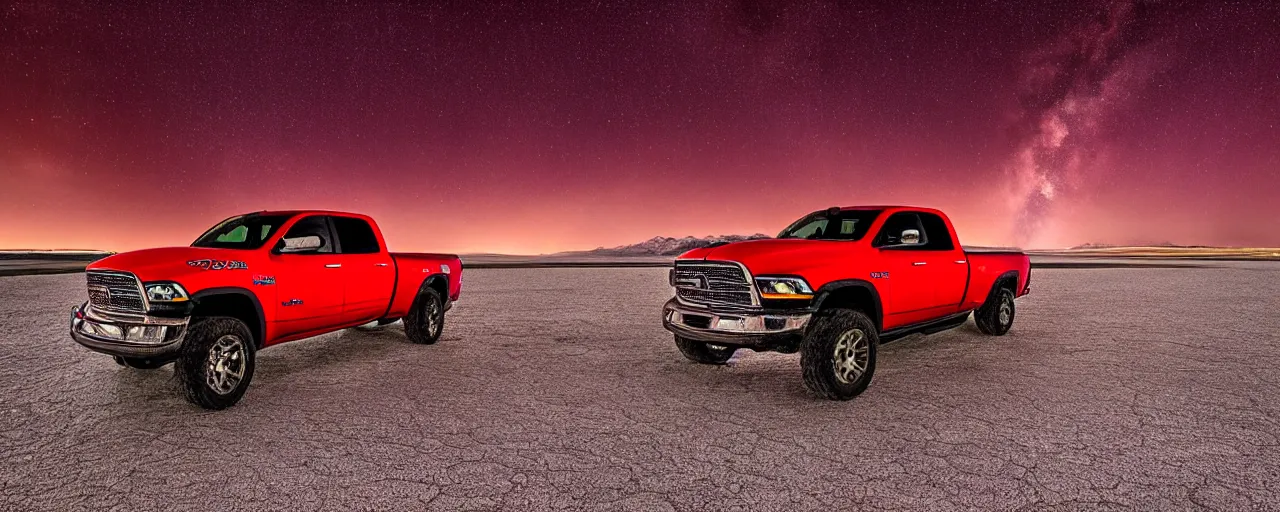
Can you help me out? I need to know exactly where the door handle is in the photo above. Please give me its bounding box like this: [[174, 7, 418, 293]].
[[912, 261, 927, 266], [954, 260, 967, 264], [375, 263, 389, 267], [325, 263, 342, 268]]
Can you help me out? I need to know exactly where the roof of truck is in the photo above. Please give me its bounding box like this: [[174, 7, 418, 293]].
[[251, 209, 369, 218], [834, 205, 947, 216], [838, 205, 930, 210]]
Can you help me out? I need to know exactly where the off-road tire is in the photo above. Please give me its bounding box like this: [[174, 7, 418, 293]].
[[175, 317, 256, 410], [975, 286, 1015, 336], [114, 356, 167, 369], [800, 308, 879, 400], [674, 336, 737, 364], [404, 288, 444, 345]]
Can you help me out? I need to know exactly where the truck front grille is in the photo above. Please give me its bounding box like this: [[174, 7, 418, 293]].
[[86, 270, 147, 315], [673, 261, 757, 309]]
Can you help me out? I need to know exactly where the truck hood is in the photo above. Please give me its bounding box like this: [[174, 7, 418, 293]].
[[680, 238, 857, 276], [87, 247, 253, 283]]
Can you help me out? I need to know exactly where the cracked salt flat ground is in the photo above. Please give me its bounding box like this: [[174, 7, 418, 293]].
[[2, 264, 1279, 511]]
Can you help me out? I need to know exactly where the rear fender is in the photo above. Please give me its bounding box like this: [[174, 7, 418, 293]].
[[994, 270, 1019, 294], [418, 273, 450, 301], [386, 273, 450, 318], [977, 270, 1020, 305]]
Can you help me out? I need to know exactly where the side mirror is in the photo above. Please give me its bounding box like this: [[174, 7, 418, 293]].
[[900, 229, 921, 245], [278, 235, 323, 254]]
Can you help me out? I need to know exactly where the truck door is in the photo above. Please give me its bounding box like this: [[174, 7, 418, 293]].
[[269, 215, 346, 339], [871, 212, 937, 328], [331, 215, 396, 325], [915, 212, 969, 313]]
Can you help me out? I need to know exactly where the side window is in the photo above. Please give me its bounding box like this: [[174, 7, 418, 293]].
[[280, 215, 335, 254], [790, 219, 829, 240], [216, 225, 249, 243], [873, 212, 927, 248], [917, 213, 955, 250], [332, 217, 381, 254], [838, 218, 859, 236]]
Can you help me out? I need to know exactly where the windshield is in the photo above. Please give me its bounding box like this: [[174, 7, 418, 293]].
[[192, 214, 293, 249], [777, 209, 882, 241]]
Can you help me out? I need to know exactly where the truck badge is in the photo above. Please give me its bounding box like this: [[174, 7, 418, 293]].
[[188, 259, 248, 271], [252, 275, 275, 286], [675, 276, 708, 289], [870, 272, 889, 279], [281, 298, 303, 307]]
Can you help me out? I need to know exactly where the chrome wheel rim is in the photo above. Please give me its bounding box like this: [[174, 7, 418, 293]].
[[998, 295, 1012, 326], [832, 328, 870, 384], [425, 298, 441, 337], [206, 334, 246, 395]]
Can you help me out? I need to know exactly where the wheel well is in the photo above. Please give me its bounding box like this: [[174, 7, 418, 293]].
[[816, 285, 882, 331], [993, 271, 1019, 294], [425, 275, 448, 299], [191, 292, 263, 347]]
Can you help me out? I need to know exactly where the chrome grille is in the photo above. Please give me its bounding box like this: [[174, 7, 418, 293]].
[[86, 271, 147, 315], [673, 261, 756, 309]]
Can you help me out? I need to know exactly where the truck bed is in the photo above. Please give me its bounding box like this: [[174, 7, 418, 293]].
[[962, 250, 1032, 309], [962, 245, 1026, 255], [383, 252, 463, 319]]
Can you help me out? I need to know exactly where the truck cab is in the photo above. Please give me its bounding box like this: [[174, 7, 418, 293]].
[[69, 210, 462, 409], [662, 205, 1030, 400]]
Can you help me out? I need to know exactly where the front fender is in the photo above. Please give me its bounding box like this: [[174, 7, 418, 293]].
[[811, 279, 883, 331], [190, 287, 267, 348]]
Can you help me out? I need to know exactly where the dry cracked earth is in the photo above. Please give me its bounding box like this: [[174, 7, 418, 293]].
[[2, 264, 1280, 511]]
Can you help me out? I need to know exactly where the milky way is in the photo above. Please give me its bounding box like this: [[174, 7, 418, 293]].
[[1008, 0, 1165, 247]]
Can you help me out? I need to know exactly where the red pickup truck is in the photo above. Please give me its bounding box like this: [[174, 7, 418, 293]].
[[663, 206, 1030, 400], [70, 210, 462, 409]]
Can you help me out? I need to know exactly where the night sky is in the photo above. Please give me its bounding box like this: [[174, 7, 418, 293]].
[[3, 0, 1278, 253]]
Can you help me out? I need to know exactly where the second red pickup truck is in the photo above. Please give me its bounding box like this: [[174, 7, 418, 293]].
[[663, 206, 1030, 400], [70, 210, 462, 409]]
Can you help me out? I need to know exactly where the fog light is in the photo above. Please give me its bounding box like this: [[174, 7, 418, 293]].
[[98, 323, 123, 339], [786, 316, 810, 330], [125, 325, 167, 344]]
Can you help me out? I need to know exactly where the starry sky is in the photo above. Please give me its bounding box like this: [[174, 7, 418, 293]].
[[2, 0, 1278, 253]]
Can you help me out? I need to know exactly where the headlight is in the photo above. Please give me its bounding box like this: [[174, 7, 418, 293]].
[[144, 282, 189, 302], [755, 277, 813, 299]]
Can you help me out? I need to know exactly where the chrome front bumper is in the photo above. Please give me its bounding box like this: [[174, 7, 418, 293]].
[[662, 298, 811, 348], [69, 302, 190, 359]]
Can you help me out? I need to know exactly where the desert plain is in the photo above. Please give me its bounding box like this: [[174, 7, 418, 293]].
[[2, 262, 1279, 510]]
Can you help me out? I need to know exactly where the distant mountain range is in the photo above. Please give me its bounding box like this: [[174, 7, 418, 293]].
[[554, 237, 1279, 260], [563, 234, 773, 256], [550, 237, 1273, 258], [1067, 242, 1192, 250], [0, 250, 113, 261]]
